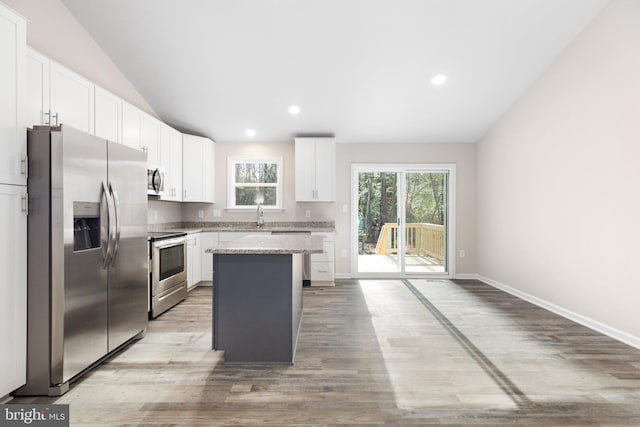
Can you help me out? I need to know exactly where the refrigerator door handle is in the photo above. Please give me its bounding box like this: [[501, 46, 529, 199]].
[[109, 181, 121, 265], [100, 180, 112, 269]]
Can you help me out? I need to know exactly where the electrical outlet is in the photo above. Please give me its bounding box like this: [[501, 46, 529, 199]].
[[213, 209, 221, 218], [152, 211, 158, 220], [459, 249, 466, 258], [341, 249, 347, 258], [342, 204, 348, 213], [305, 210, 311, 218], [198, 210, 204, 219]]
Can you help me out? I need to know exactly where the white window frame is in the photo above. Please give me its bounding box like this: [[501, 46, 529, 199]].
[[227, 156, 283, 210], [350, 163, 456, 279]]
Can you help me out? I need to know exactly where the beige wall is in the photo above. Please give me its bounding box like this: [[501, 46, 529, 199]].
[[179, 141, 477, 277], [477, 0, 640, 343], [335, 143, 477, 276], [3, 0, 156, 117]]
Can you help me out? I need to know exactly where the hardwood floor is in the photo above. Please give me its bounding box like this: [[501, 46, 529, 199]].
[[9, 279, 640, 425]]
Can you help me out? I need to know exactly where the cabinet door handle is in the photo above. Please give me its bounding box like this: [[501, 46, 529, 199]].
[[21, 193, 29, 215], [46, 111, 59, 126], [21, 155, 28, 177]]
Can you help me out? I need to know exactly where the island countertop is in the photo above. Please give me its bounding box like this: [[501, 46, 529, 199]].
[[205, 234, 325, 255]]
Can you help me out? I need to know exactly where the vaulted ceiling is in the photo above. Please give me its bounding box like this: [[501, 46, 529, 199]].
[[61, 0, 609, 143]]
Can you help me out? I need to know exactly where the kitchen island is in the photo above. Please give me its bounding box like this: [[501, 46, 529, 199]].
[[206, 234, 324, 364]]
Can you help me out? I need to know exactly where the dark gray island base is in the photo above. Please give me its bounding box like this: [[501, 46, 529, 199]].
[[208, 234, 323, 365], [213, 253, 303, 364]]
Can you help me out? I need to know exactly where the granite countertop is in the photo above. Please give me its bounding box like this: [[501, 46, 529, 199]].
[[150, 221, 335, 234], [205, 234, 325, 255]]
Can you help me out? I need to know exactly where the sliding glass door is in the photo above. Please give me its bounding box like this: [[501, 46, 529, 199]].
[[357, 171, 401, 273], [353, 165, 452, 276], [403, 171, 448, 273]]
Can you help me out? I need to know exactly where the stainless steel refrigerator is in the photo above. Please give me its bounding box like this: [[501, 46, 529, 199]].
[[16, 125, 148, 396]]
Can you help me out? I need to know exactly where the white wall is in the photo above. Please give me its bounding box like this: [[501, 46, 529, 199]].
[[2, 0, 157, 117], [148, 200, 182, 227], [477, 0, 640, 343]]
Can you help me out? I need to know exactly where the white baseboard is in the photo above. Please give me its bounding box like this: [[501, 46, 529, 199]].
[[477, 275, 640, 351], [453, 273, 478, 280]]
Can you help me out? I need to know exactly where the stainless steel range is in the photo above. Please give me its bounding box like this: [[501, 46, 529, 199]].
[[148, 231, 188, 318]]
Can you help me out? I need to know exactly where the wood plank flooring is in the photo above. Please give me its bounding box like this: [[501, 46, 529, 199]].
[[8, 279, 640, 425]]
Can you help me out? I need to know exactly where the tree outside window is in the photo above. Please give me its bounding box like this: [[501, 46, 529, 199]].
[[227, 157, 283, 208]]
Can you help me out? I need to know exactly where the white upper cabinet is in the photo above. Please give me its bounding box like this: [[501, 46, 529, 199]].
[[294, 137, 336, 202], [25, 47, 49, 129], [121, 101, 143, 151], [26, 48, 95, 135], [141, 113, 161, 166], [50, 62, 94, 134], [182, 134, 215, 203], [160, 123, 182, 201], [94, 86, 121, 143], [0, 6, 26, 186]]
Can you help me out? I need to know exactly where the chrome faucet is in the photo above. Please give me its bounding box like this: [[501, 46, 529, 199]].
[[257, 203, 265, 228]]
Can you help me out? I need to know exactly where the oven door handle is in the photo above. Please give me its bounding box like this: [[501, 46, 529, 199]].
[[154, 238, 186, 249]]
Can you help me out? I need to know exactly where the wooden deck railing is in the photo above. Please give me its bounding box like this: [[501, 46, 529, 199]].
[[375, 223, 445, 261]]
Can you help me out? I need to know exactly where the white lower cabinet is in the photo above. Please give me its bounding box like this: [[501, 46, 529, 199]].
[[218, 231, 268, 244], [204, 231, 269, 281], [0, 184, 27, 396], [311, 232, 335, 286], [186, 233, 202, 290], [200, 232, 219, 282]]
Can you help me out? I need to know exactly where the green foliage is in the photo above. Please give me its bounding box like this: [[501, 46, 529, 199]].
[[358, 172, 445, 253], [235, 163, 278, 183], [235, 187, 277, 206]]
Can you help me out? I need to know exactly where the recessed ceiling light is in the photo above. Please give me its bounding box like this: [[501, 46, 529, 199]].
[[288, 105, 301, 115], [431, 74, 447, 86], [245, 129, 256, 137]]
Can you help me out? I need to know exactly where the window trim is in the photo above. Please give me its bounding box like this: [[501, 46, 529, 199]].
[[227, 156, 283, 210]]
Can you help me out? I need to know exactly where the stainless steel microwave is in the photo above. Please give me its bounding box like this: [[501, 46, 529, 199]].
[[147, 167, 164, 196]]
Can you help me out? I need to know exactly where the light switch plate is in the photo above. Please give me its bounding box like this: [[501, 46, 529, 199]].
[[213, 209, 221, 218]]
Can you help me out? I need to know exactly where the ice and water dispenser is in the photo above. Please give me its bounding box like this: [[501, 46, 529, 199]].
[[73, 202, 101, 251]]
